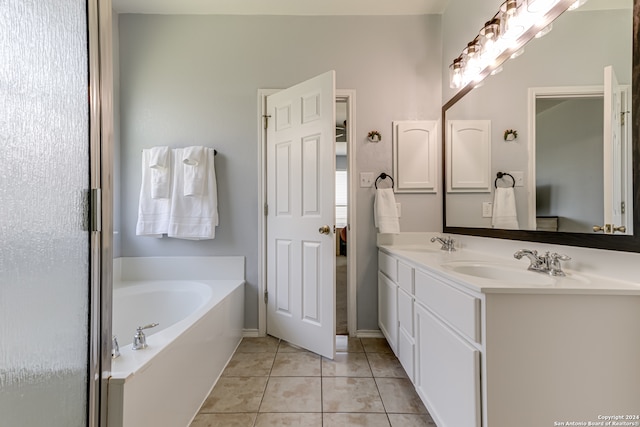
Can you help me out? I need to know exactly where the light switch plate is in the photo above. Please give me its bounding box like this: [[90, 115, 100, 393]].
[[360, 172, 374, 187], [396, 203, 401, 217]]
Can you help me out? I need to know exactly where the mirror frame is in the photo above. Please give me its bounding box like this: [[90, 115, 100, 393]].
[[442, 0, 640, 253]]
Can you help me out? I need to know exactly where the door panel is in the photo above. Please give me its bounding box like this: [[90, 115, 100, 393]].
[[603, 65, 626, 234], [266, 71, 336, 359]]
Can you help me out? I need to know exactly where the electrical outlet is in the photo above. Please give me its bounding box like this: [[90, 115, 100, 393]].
[[360, 172, 374, 187], [482, 202, 493, 218]]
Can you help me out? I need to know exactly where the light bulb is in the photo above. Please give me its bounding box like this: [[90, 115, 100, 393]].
[[526, 0, 559, 14]]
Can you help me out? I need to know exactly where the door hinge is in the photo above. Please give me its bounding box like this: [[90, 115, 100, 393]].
[[621, 201, 626, 214], [90, 188, 102, 232], [264, 290, 268, 304], [263, 114, 272, 129], [264, 203, 268, 216]]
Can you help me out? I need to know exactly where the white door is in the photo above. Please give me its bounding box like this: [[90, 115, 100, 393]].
[[603, 65, 626, 234], [266, 71, 336, 359]]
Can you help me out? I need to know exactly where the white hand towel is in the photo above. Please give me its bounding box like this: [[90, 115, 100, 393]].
[[168, 148, 219, 240], [374, 188, 400, 233], [136, 149, 170, 237], [182, 146, 206, 196], [492, 187, 519, 230], [149, 146, 170, 199]]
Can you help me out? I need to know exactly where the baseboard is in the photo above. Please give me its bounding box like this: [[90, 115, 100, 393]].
[[355, 329, 384, 338], [242, 329, 261, 338]]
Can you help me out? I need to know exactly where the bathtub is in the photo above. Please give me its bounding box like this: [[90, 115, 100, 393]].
[[107, 257, 245, 427]]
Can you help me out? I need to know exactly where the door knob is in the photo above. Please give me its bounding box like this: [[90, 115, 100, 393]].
[[318, 225, 331, 235], [593, 224, 612, 233], [613, 225, 626, 233]]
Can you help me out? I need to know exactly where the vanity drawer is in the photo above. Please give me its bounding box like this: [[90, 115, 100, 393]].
[[415, 269, 481, 343], [378, 251, 398, 282], [398, 261, 414, 294]]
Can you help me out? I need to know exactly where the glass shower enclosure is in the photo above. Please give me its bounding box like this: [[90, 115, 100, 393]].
[[0, 0, 111, 425]]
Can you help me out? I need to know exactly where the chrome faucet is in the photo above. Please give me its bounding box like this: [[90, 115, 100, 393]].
[[112, 336, 120, 359], [513, 249, 571, 276], [132, 323, 159, 350], [431, 236, 456, 252]]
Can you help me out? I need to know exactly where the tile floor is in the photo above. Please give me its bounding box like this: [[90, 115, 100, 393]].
[[190, 335, 437, 427]]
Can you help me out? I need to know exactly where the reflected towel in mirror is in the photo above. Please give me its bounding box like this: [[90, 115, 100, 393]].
[[492, 187, 519, 230]]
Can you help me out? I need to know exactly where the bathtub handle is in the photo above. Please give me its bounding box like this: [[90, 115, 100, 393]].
[[133, 323, 159, 350], [139, 323, 159, 330]]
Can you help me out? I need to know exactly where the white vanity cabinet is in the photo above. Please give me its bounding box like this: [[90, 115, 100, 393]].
[[414, 269, 481, 427], [378, 247, 640, 427]]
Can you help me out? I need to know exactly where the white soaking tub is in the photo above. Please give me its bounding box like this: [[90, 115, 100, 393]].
[[107, 257, 245, 427]]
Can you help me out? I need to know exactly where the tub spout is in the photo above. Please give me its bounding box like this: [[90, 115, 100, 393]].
[[112, 336, 120, 359], [132, 323, 159, 350]]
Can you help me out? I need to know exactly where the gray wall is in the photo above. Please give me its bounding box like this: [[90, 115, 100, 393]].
[[536, 97, 604, 232], [442, 5, 630, 229], [117, 14, 442, 331]]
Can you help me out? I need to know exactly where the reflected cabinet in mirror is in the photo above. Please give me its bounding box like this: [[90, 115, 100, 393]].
[[442, 0, 640, 252]]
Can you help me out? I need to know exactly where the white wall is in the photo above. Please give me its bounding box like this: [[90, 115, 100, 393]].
[[116, 14, 443, 331]]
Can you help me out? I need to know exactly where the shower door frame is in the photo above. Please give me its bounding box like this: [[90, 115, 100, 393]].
[[87, 0, 114, 426]]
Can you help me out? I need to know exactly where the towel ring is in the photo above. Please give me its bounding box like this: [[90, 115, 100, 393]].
[[375, 173, 394, 189], [495, 172, 515, 188]]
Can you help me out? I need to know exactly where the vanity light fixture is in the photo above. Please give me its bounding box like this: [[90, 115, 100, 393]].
[[535, 23, 553, 38], [449, 56, 465, 89], [527, 0, 559, 14], [447, 0, 573, 92], [567, 0, 588, 10], [510, 47, 525, 59]]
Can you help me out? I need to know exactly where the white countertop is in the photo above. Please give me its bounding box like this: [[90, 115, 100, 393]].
[[378, 242, 640, 296]]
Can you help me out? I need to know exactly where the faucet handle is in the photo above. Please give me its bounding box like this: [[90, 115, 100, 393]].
[[137, 323, 159, 332], [549, 253, 571, 262]]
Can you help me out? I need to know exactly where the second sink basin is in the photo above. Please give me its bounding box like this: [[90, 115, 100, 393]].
[[441, 261, 556, 286]]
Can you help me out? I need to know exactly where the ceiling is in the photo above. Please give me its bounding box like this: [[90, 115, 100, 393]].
[[111, 0, 450, 15]]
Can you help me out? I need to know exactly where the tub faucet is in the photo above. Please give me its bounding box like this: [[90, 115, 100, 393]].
[[132, 323, 159, 350], [514, 249, 570, 276], [112, 336, 120, 359], [431, 236, 456, 252]]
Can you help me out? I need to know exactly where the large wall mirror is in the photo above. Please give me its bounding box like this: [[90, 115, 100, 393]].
[[442, 0, 640, 252]]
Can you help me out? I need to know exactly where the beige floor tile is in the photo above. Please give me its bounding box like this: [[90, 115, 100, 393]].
[[222, 352, 275, 377], [322, 352, 372, 377], [361, 338, 393, 354], [199, 376, 268, 413], [376, 378, 427, 414], [336, 335, 364, 353], [190, 413, 256, 427], [367, 352, 409, 378], [388, 413, 437, 427], [270, 352, 321, 377], [259, 377, 322, 413], [322, 377, 385, 413], [323, 413, 391, 427], [254, 413, 322, 427], [277, 340, 313, 353], [236, 336, 280, 353]]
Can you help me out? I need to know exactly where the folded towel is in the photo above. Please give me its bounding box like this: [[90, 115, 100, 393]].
[[168, 148, 219, 240], [149, 146, 170, 199], [492, 187, 519, 230], [182, 146, 206, 196], [136, 149, 171, 237], [374, 188, 400, 233]]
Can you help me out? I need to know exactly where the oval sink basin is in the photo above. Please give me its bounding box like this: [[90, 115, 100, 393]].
[[441, 261, 556, 286]]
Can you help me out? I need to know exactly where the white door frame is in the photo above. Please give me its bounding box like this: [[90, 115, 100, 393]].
[[257, 89, 357, 337]]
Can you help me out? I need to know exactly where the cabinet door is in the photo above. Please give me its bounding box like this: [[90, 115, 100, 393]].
[[397, 287, 415, 381], [415, 302, 481, 427], [378, 272, 398, 354]]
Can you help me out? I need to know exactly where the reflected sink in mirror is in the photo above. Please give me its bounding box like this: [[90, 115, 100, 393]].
[[441, 261, 556, 286]]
